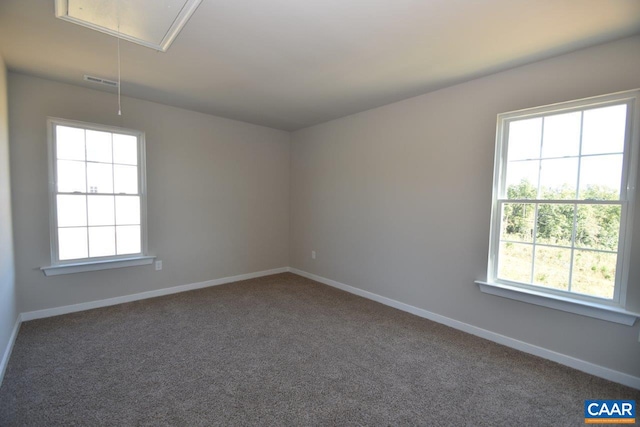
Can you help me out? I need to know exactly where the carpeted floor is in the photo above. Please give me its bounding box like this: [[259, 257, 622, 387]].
[[0, 273, 638, 426]]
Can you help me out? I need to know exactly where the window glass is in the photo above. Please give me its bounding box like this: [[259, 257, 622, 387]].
[[50, 120, 145, 264], [491, 94, 635, 303], [56, 126, 85, 161]]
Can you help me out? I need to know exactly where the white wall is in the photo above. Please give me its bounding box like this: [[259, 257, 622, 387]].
[[9, 73, 290, 312], [0, 55, 18, 379], [290, 35, 640, 377]]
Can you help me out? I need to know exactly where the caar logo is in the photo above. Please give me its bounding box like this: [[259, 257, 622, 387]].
[[584, 400, 635, 424]]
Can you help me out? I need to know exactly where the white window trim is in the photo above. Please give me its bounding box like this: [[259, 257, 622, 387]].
[[42, 256, 155, 276], [42, 117, 151, 276], [480, 89, 640, 325], [475, 281, 640, 325]]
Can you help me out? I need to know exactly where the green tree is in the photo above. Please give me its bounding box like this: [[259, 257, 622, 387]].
[[503, 181, 620, 250], [575, 185, 620, 250], [503, 180, 536, 240]]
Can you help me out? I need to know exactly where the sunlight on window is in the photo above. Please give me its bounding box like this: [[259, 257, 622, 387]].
[[56, 126, 85, 161], [539, 158, 578, 199], [52, 122, 144, 262], [57, 195, 87, 227], [578, 155, 622, 199], [57, 160, 86, 193], [541, 111, 581, 158], [88, 226, 116, 258], [115, 196, 140, 225], [113, 134, 138, 165], [86, 130, 112, 163], [116, 225, 141, 255], [582, 105, 626, 155], [58, 227, 88, 260], [114, 165, 138, 194], [505, 161, 538, 196], [495, 98, 631, 300], [87, 195, 115, 226], [87, 162, 114, 193], [507, 118, 541, 161]]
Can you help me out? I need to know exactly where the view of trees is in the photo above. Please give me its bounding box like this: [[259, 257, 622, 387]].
[[502, 179, 620, 252], [497, 103, 626, 300]]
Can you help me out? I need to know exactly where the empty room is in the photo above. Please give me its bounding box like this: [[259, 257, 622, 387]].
[[1, 0, 640, 425]]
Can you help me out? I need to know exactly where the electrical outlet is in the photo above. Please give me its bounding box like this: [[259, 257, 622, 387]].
[[155, 260, 162, 271], [311, 250, 316, 259]]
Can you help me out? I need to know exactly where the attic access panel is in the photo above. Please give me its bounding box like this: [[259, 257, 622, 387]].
[[54, 0, 201, 52]]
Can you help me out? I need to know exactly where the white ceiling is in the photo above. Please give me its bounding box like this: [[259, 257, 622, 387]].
[[1, 0, 639, 131]]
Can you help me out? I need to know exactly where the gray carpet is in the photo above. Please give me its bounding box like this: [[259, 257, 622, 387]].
[[0, 273, 638, 426]]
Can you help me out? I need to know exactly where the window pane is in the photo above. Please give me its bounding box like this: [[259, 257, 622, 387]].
[[572, 250, 616, 299], [87, 195, 115, 226], [116, 225, 141, 255], [575, 204, 621, 251], [58, 227, 88, 260], [57, 160, 86, 193], [87, 162, 114, 194], [88, 226, 116, 257], [86, 130, 112, 163], [541, 111, 581, 158], [533, 246, 570, 292], [497, 242, 532, 283], [539, 158, 578, 199], [535, 204, 574, 247], [113, 134, 138, 165], [57, 195, 87, 227], [115, 196, 140, 225], [56, 126, 85, 161], [114, 165, 138, 194], [578, 154, 622, 200], [505, 160, 539, 198], [507, 118, 541, 161], [582, 104, 627, 155], [501, 203, 535, 243]]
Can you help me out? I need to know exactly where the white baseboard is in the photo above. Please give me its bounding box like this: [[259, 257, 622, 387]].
[[9, 266, 639, 390], [290, 268, 640, 390], [0, 316, 21, 386], [21, 267, 290, 322]]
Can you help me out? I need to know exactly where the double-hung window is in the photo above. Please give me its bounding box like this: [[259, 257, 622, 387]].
[[480, 90, 640, 324], [43, 118, 152, 276]]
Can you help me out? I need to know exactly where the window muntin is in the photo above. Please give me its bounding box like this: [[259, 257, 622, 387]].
[[489, 91, 638, 305], [48, 119, 147, 265]]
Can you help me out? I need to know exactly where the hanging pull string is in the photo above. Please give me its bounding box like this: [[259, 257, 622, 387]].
[[117, 24, 122, 116]]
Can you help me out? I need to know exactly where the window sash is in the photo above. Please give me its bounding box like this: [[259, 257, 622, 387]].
[[488, 90, 639, 307], [494, 198, 625, 302], [47, 118, 148, 266]]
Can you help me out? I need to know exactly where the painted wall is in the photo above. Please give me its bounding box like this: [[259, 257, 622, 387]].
[[9, 73, 290, 312], [290, 35, 640, 377], [0, 55, 18, 379]]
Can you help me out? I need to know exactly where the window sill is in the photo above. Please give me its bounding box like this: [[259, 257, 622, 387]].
[[41, 256, 155, 276], [475, 281, 639, 326]]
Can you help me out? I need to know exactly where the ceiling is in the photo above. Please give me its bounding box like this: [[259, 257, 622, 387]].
[[1, 0, 639, 131]]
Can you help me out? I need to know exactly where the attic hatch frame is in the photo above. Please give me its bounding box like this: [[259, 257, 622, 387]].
[[54, 0, 202, 52]]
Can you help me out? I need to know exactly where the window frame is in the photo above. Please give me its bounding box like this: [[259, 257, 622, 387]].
[[42, 117, 153, 276], [479, 90, 640, 324]]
